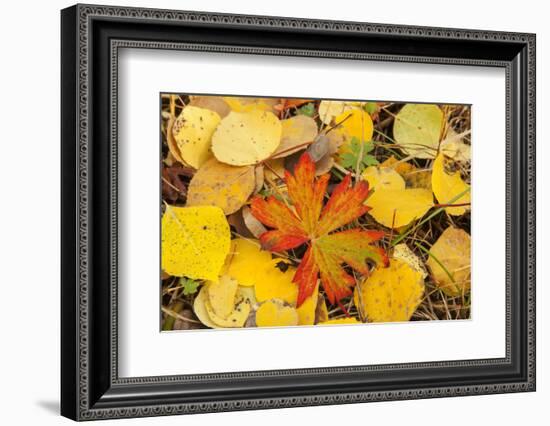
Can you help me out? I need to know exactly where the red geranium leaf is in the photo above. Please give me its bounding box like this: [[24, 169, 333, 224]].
[[251, 152, 388, 307]]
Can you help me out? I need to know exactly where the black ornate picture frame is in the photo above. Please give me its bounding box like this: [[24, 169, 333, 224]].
[[61, 4, 536, 421]]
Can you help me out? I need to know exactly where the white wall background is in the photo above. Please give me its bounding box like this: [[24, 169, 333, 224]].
[[0, 0, 546, 424]]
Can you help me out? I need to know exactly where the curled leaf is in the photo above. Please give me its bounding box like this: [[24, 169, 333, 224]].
[[204, 285, 251, 328], [161, 205, 230, 280], [207, 275, 239, 319], [193, 284, 220, 328], [242, 206, 268, 239]]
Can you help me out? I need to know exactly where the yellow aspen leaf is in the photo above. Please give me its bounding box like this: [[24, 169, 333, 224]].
[[193, 284, 220, 328], [254, 260, 298, 304], [223, 97, 279, 114], [212, 110, 282, 166], [354, 258, 425, 322], [393, 244, 428, 279], [272, 115, 318, 158], [189, 96, 231, 118], [362, 166, 432, 228], [161, 205, 230, 280], [256, 299, 299, 327], [186, 158, 255, 215], [224, 238, 274, 287], [367, 188, 433, 228], [426, 227, 471, 296], [432, 153, 471, 216], [204, 286, 251, 328], [393, 104, 443, 159], [172, 105, 221, 169], [207, 275, 239, 319], [319, 317, 360, 325], [335, 109, 374, 155]]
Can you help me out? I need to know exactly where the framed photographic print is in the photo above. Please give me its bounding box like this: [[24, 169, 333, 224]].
[[61, 4, 536, 421]]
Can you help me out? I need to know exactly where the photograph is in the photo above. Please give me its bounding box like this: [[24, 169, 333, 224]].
[[160, 95, 472, 331]]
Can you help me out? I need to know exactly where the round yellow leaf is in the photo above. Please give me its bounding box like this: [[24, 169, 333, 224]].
[[393, 104, 443, 159], [224, 238, 274, 286], [172, 105, 221, 169], [256, 299, 299, 327], [354, 259, 425, 322], [161, 205, 230, 280], [432, 153, 471, 216], [367, 188, 433, 229], [207, 275, 239, 319], [212, 110, 282, 166], [254, 260, 298, 304], [335, 109, 374, 150], [186, 158, 256, 215], [272, 115, 318, 158], [426, 226, 471, 297]]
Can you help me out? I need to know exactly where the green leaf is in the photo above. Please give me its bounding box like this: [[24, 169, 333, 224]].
[[297, 103, 315, 117], [180, 277, 200, 295], [339, 137, 378, 172]]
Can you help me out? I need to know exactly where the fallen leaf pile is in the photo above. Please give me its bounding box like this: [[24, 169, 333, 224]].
[[161, 95, 472, 330]]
